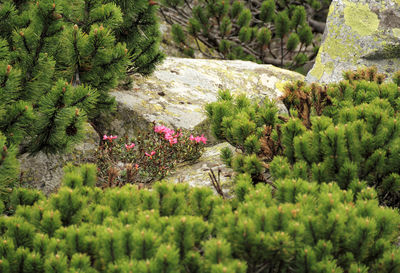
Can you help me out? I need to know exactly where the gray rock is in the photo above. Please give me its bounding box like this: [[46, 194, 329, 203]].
[[18, 123, 99, 195], [306, 0, 400, 84], [163, 142, 235, 195], [109, 57, 304, 144], [19, 58, 304, 194]]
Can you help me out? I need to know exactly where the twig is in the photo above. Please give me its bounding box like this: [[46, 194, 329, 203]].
[[208, 168, 225, 199]]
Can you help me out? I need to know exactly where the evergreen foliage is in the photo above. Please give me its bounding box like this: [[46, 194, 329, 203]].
[[0, 132, 19, 208], [161, 0, 330, 70], [206, 67, 400, 207], [0, 0, 163, 155], [107, 0, 165, 75], [1, 164, 399, 272]]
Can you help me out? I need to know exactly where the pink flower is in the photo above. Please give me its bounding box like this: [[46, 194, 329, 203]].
[[103, 134, 118, 142], [169, 138, 178, 145], [125, 143, 135, 150], [154, 125, 167, 133], [164, 133, 173, 140], [199, 134, 207, 144], [145, 151, 156, 159], [154, 125, 175, 135], [189, 134, 207, 144]]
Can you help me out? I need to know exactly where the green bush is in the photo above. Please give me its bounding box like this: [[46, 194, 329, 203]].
[[108, 0, 165, 75], [1, 164, 399, 272], [160, 0, 330, 70], [205, 89, 281, 181], [0, 0, 163, 203], [0, 0, 163, 155], [0, 132, 19, 207], [206, 67, 400, 207]]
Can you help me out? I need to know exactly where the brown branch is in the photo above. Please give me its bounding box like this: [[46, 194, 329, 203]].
[[308, 18, 326, 33]]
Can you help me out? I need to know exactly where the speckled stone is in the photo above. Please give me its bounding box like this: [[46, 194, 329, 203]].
[[306, 0, 400, 84], [108, 57, 304, 144], [18, 123, 99, 195], [163, 142, 235, 194]]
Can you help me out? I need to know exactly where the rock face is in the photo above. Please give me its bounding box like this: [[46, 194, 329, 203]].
[[18, 124, 99, 195], [306, 0, 400, 84], [164, 142, 235, 193], [109, 57, 304, 144], [19, 57, 303, 194]]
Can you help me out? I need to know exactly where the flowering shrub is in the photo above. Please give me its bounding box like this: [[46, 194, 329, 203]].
[[95, 125, 207, 187]]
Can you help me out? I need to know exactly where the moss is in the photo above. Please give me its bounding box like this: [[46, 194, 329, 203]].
[[343, 1, 380, 37]]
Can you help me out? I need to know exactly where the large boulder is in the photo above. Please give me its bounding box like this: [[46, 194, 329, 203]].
[[19, 58, 303, 194], [306, 0, 400, 84], [108, 57, 304, 143], [18, 124, 99, 195]]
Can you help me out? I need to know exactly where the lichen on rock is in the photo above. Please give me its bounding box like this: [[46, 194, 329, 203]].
[[107, 57, 304, 144], [307, 0, 400, 84]]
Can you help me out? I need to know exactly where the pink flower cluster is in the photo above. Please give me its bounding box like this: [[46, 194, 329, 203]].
[[125, 143, 135, 150], [145, 151, 156, 159], [154, 125, 181, 145], [190, 134, 207, 144], [103, 134, 117, 142]]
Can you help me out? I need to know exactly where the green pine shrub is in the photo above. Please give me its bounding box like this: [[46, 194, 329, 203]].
[[0, 132, 19, 209], [0, 0, 163, 203], [0, 164, 399, 272], [161, 0, 330, 70], [107, 0, 165, 75], [0, 0, 163, 155], [206, 67, 400, 207], [205, 89, 282, 181], [0, 0, 126, 154]]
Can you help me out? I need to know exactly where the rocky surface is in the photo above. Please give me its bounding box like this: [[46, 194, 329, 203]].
[[18, 124, 99, 195], [108, 57, 304, 144], [19, 57, 303, 193], [306, 0, 400, 84], [164, 142, 235, 194]]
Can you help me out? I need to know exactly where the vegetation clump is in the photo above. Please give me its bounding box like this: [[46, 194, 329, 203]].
[[0, 0, 163, 200], [206, 67, 400, 207], [1, 164, 399, 272], [96, 125, 206, 187]]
